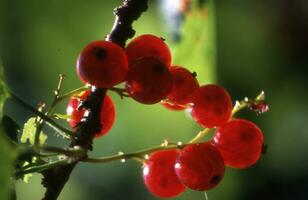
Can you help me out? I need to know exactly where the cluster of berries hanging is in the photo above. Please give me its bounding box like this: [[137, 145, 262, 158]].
[[68, 34, 265, 198]]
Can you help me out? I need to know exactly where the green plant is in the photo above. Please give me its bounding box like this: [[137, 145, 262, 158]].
[[0, 0, 269, 199]]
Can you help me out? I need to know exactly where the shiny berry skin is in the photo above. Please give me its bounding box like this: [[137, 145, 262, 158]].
[[161, 101, 187, 111], [191, 84, 232, 128], [125, 34, 172, 66], [143, 150, 186, 198], [167, 66, 199, 104], [77, 40, 128, 88], [211, 119, 264, 168], [66, 90, 115, 137], [125, 58, 173, 104], [175, 143, 225, 191]]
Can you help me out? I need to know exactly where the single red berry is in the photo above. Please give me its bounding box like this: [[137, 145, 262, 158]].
[[125, 34, 172, 66], [211, 119, 264, 168], [190, 84, 232, 128], [143, 150, 186, 198], [166, 66, 199, 104], [175, 142, 225, 191], [77, 40, 128, 88], [125, 58, 173, 104], [161, 101, 187, 111], [66, 90, 115, 137]]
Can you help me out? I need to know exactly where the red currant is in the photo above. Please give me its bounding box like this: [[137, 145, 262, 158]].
[[143, 150, 186, 198], [77, 40, 128, 88], [175, 142, 225, 191], [161, 101, 187, 111], [211, 119, 264, 168], [166, 66, 199, 105], [125, 58, 173, 104], [190, 84, 232, 128], [66, 90, 115, 137], [125, 34, 172, 66]]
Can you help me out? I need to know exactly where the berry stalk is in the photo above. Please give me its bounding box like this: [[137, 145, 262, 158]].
[[14, 91, 265, 178], [82, 91, 265, 164]]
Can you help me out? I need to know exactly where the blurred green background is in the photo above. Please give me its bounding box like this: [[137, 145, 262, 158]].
[[1, 0, 308, 199]]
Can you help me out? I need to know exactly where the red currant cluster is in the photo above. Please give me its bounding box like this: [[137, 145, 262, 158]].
[[68, 34, 265, 198], [143, 118, 263, 198]]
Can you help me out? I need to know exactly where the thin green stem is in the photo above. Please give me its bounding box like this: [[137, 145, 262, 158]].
[[109, 87, 130, 99], [34, 120, 44, 147], [10, 92, 74, 138], [82, 93, 265, 164], [187, 102, 249, 144], [232, 91, 265, 115], [189, 128, 211, 144], [83, 144, 182, 163], [57, 85, 89, 102], [15, 159, 69, 178], [35, 75, 65, 146], [16, 92, 266, 176], [14, 145, 85, 176], [189, 91, 265, 143], [40, 145, 86, 158], [231, 100, 249, 116]]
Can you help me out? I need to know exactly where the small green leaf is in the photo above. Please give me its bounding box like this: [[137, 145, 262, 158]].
[[2, 115, 20, 143], [21, 157, 38, 183], [21, 117, 48, 145], [0, 60, 10, 120], [0, 60, 15, 199], [0, 127, 16, 200]]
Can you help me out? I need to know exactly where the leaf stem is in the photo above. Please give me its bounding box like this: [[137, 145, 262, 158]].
[[83, 143, 182, 163], [109, 87, 130, 99], [57, 85, 89, 102], [15, 159, 69, 178], [40, 145, 86, 158], [10, 92, 74, 138], [35, 74, 65, 146], [189, 91, 265, 143], [188, 128, 211, 144], [19, 93, 265, 175]]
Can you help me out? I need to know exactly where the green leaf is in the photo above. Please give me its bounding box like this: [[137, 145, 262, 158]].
[[0, 126, 16, 200], [2, 115, 20, 144], [21, 117, 48, 145], [19, 118, 47, 183], [21, 157, 38, 183], [171, 0, 216, 84], [0, 59, 15, 199], [0, 60, 10, 120]]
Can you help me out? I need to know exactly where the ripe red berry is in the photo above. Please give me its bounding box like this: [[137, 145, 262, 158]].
[[66, 90, 115, 137], [211, 119, 264, 168], [77, 40, 128, 88], [175, 143, 225, 191], [143, 150, 186, 198], [166, 66, 199, 105], [190, 84, 232, 128], [161, 101, 187, 111], [125, 34, 172, 66], [125, 58, 173, 104]]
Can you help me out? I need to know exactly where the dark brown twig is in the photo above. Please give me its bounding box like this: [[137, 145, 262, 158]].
[[41, 1, 149, 199]]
